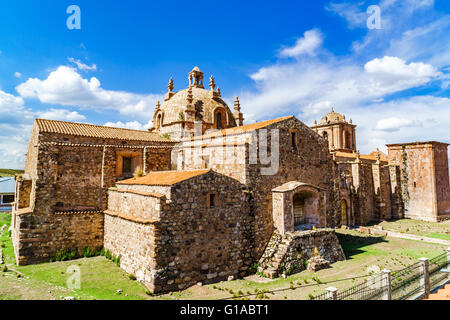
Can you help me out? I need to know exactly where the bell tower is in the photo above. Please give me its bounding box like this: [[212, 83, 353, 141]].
[[311, 107, 357, 153]]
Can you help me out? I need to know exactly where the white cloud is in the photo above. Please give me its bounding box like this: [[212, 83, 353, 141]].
[[68, 57, 97, 72], [375, 117, 422, 132], [364, 56, 439, 78], [279, 29, 323, 58], [37, 108, 86, 122], [104, 120, 153, 131], [16, 66, 162, 119], [0, 88, 91, 168], [326, 2, 367, 29], [14, 72, 22, 78]]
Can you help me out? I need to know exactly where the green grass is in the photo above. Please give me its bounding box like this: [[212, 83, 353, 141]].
[[0, 169, 24, 177], [370, 219, 450, 240], [425, 232, 450, 241], [0, 213, 15, 265], [0, 217, 448, 300]]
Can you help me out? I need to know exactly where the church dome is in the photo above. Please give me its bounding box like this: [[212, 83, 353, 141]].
[[158, 85, 234, 125], [320, 107, 347, 125], [152, 67, 237, 133]]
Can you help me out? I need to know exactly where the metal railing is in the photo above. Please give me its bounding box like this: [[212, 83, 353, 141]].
[[312, 248, 450, 300]]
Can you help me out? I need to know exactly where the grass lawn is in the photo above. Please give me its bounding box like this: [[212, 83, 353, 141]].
[[1, 212, 448, 300], [0, 169, 24, 177], [369, 219, 450, 241]]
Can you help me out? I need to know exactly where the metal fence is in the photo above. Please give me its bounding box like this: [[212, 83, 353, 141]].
[[429, 252, 449, 289], [391, 261, 424, 300], [312, 248, 450, 300]]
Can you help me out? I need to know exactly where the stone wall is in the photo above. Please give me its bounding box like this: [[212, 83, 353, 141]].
[[12, 122, 176, 266], [104, 170, 254, 293], [247, 118, 335, 259], [13, 211, 103, 265], [387, 142, 450, 221]]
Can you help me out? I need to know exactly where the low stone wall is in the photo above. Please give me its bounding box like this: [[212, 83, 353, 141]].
[[103, 214, 159, 291], [12, 210, 104, 265], [258, 228, 345, 278]]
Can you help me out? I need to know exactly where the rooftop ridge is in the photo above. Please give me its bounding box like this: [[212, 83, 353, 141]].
[[185, 115, 294, 141]]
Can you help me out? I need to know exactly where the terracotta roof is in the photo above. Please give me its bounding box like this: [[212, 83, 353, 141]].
[[35, 118, 174, 143], [423, 283, 450, 300], [117, 169, 211, 186], [334, 151, 388, 162], [386, 141, 449, 147], [186, 116, 294, 141]]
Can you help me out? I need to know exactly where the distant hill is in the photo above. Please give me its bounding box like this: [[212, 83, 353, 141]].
[[0, 169, 24, 177]]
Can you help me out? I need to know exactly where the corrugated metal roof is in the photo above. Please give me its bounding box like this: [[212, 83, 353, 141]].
[[35, 118, 174, 143], [0, 177, 15, 194]]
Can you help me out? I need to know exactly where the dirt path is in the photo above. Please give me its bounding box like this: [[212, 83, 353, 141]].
[[366, 227, 450, 246]]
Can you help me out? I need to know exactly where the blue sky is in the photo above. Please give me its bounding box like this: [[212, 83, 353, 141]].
[[0, 0, 449, 168]]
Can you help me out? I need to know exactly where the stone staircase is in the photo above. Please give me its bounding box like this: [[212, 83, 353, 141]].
[[257, 231, 291, 278], [257, 228, 346, 279]]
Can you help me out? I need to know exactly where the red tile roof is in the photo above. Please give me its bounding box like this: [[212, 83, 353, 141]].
[[35, 118, 173, 143], [117, 169, 211, 186]]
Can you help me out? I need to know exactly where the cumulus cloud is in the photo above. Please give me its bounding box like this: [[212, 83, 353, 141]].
[[16, 66, 162, 119], [279, 29, 323, 58], [37, 108, 86, 121], [375, 117, 422, 132], [68, 57, 97, 72], [235, 1, 449, 157], [14, 72, 22, 78], [0, 88, 91, 168], [104, 120, 153, 131]]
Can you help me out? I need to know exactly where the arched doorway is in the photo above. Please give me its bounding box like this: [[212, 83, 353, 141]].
[[293, 194, 305, 226], [340, 199, 348, 226], [292, 190, 317, 227]]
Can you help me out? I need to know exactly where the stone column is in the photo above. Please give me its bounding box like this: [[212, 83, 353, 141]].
[[419, 258, 430, 298], [382, 269, 392, 300], [326, 286, 338, 300]]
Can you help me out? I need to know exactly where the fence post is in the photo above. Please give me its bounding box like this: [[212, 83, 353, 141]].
[[325, 286, 338, 300], [447, 247, 450, 280], [382, 269, 392, 300], [419, 257, 430, 298]]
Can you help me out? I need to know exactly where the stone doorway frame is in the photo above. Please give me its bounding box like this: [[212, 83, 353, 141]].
[[272, 181, 325, 234]]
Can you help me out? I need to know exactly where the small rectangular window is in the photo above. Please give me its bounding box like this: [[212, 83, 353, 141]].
[[291, 132, 297, 149], [203, 156, 210, 169], [2, 195, 14, 204], [209, 194, 216, 208], [122, 157, 132, 174]]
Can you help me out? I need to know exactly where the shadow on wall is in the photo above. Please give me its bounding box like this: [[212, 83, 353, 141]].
[[336, 232, 387, 259]]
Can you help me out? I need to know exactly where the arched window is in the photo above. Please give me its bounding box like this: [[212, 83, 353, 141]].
[[216, 112, 223, 129], [156, 114, 162, 129], [344, 131, 351, 149], [214, 108, 226, 129]]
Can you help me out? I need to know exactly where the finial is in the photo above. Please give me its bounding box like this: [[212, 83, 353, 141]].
[[314, 120, 317, 125], [186, 86, 193, 104], [209, 75, 216, 91], [217, 87, 221, 97], [168, 78, 174, 92], [331, 106, 334, 113], [156, 100, 160, 110], [350, 118, 352, 124], [356, 150, 361, 163], [234, 96, 240, 111]]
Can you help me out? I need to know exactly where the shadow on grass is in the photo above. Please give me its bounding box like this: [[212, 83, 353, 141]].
[[336, 232, 388, 259]]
